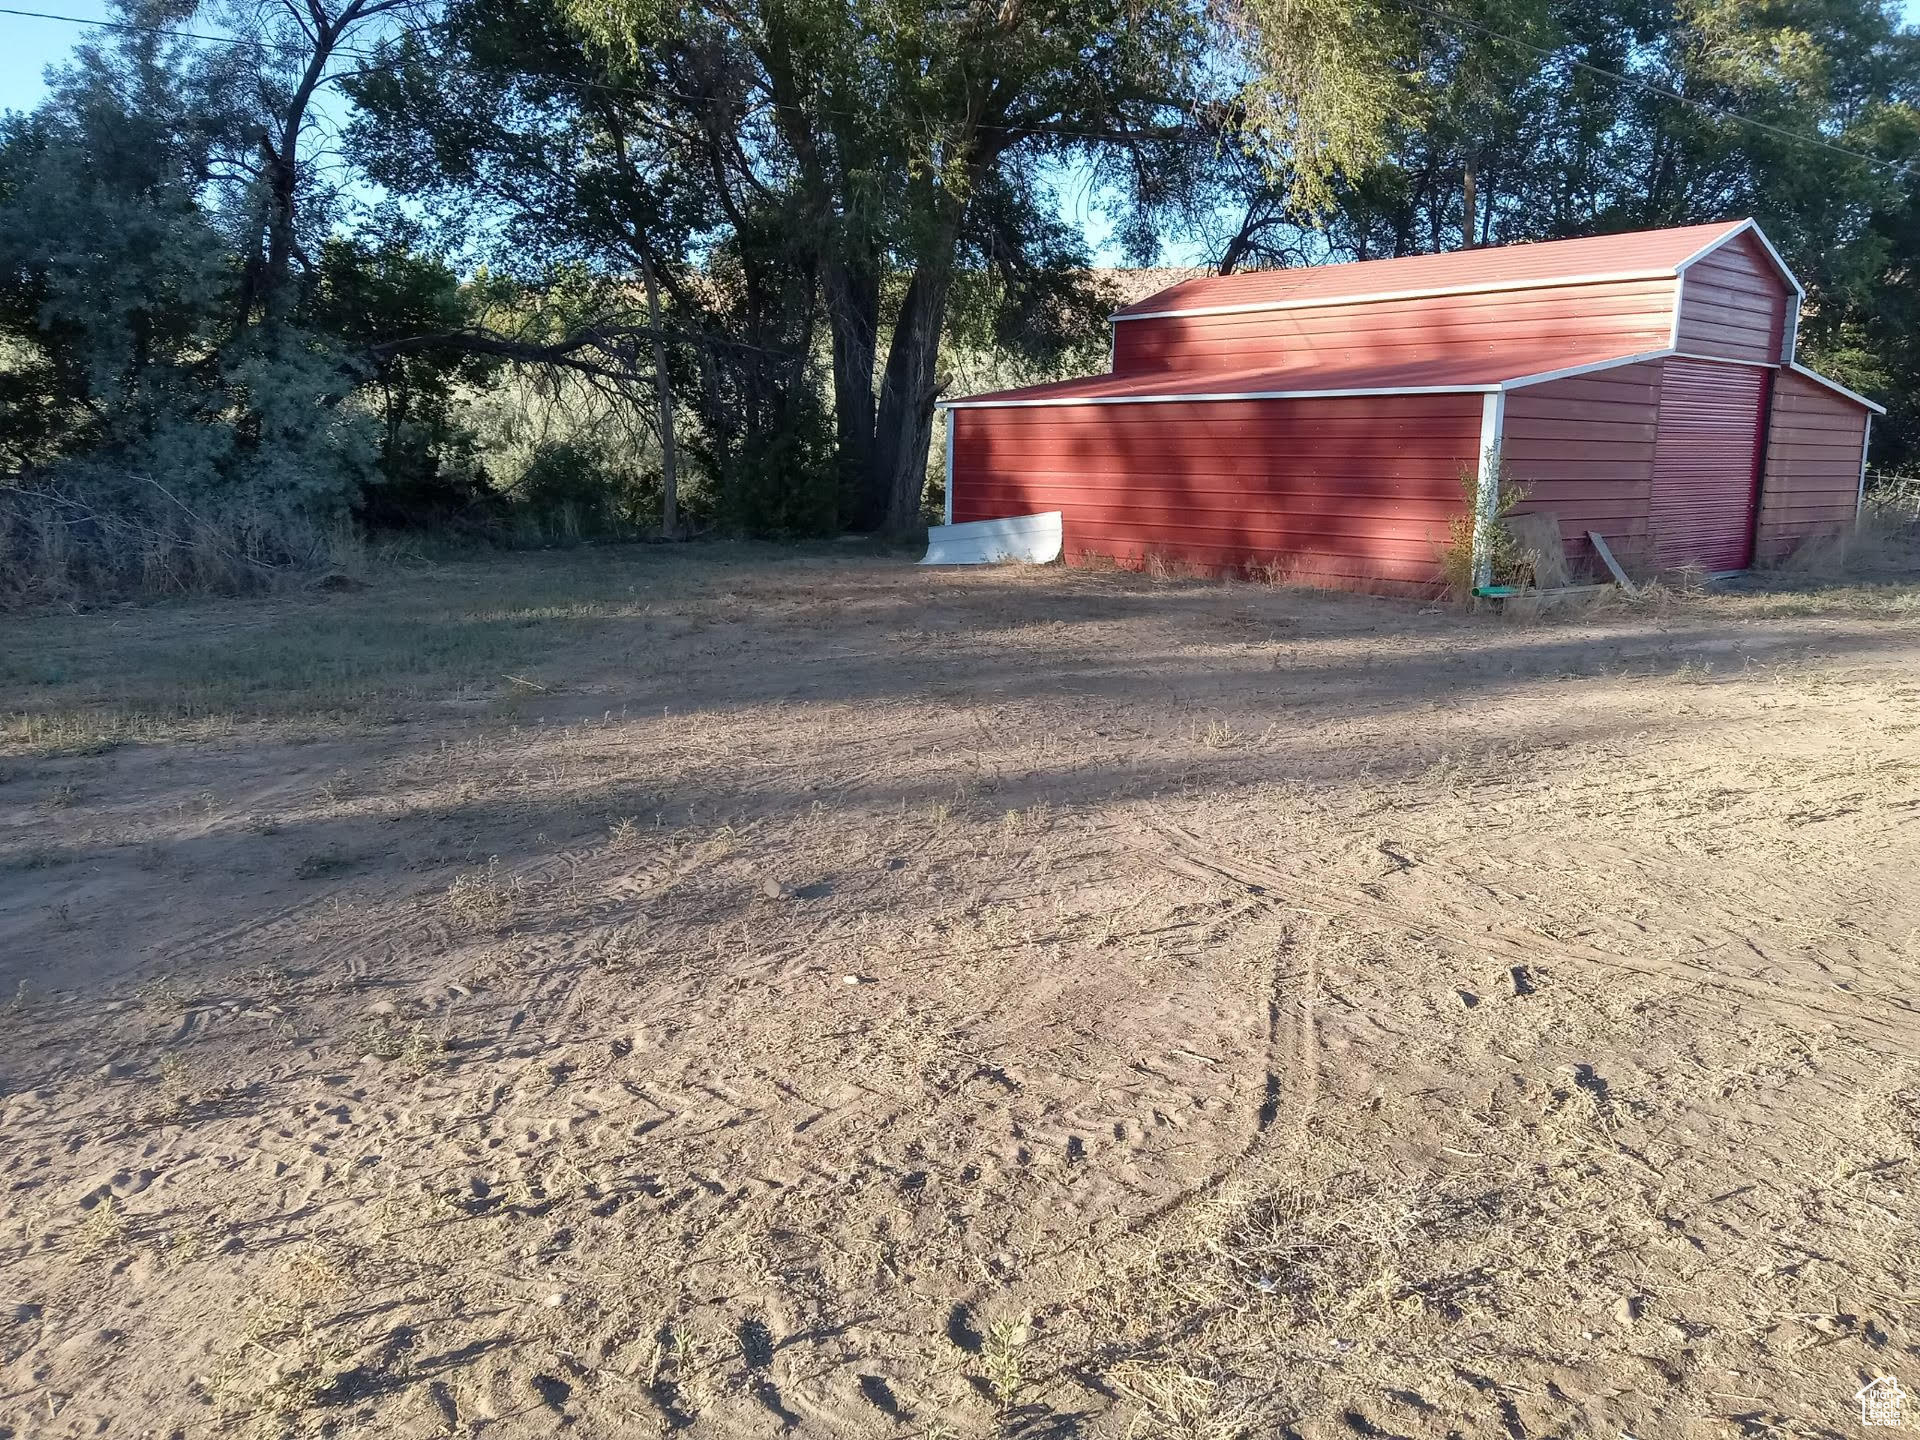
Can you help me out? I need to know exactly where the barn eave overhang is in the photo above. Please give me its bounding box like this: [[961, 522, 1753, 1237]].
[[1107, 218, 1807, 326], [938, 346, 1881, 414], [1785, 361, 1886, 415], [938, 382, 1498, 411]]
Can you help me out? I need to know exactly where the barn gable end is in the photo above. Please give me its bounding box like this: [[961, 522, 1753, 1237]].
[[1674, 228, 1797, 365]]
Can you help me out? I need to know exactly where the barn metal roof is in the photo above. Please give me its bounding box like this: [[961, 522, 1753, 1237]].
[[1111, 219, 1791, 322], [941, 346, 1672, 409], [939, 221, 1878, 413]]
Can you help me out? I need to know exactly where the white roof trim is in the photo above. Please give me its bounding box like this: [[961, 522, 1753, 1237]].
[[1111, 268, 1680, 324], [1499, 348, 1676, 391], [939, 382, 1498, 411], [1667, 351, 1780, 369], [939, 342, 1877, 414], [1676, 217, 1806, 299], [1788, 361, 1886, 414], [1111, 220, 1812, 324]]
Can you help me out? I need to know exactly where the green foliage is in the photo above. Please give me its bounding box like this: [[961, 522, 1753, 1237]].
[[0, 18, 381, 521], [8, 0, 1920, 592], [510, 440, 664, 538], [725, 396, 839, 539], [1441, 462, 1532, 600], [1229, 0, 1427, 214], [311, 236, 499, 518], [0, 34, 241, 475]]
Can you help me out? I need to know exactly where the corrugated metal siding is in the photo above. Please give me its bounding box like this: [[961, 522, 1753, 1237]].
[[1675, 231, 1789, 363], [1112, 278, 1677, 376], [1113, 220, 1744, 316], [949, 395, 1484, 595], [1502, 362, 1663, 573], [1754, 369, 1870, 563], [1648, 358, 1770, 571]]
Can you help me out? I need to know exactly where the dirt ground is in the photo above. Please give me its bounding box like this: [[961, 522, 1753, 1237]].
[[4, 546, 1919, 1440]]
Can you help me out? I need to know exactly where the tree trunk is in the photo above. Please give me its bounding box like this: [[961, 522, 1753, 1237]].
[[1462, 161, 1478, 248], [638, 250, 679, 537], [871, 260, 954, 534], [823, 255, 881, 529]]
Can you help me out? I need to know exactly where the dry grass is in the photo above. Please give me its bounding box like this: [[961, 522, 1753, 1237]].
[[206, 1248, 360, 1434], [445, 857, 521, 931], [68, 1196, 126, 1262], [0, 480, 364, 610], [0, 541, 847, 755], [3, 546, 1918, 1439]]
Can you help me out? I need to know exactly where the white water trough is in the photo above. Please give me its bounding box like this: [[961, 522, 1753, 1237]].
[[920, 511, 1062, 566]]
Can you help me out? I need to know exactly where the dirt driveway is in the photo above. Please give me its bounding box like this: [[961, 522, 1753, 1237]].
[[3, 548, 1918, 1439]]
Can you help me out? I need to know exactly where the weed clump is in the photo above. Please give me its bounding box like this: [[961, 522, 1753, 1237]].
[[1440, 461, 1531, 600], [70, 1195, 127, 1261], [355, 1015, 446, 1072], [445, 857, 519, 932]]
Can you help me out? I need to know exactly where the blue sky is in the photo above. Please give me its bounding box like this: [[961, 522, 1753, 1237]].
[[9, 0, 1920, 115], [1, 0, 1913, 270], [1, 0, 113, 110], [0, 0, 1132, 258]]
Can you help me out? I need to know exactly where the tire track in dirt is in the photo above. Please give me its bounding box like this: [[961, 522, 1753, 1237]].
[[1131, 810, 1917, 1046]]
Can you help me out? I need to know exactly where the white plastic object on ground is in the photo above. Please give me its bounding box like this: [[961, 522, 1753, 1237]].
[[920, 511, 1063, 566]]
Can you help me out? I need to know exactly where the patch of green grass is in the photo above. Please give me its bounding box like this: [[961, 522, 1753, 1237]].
[[0, 550, 660, 752], [2, 541, 870, 754]]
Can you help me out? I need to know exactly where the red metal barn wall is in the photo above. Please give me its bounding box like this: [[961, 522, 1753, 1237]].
[[1754, 371, 1870, 563], [1111, 279, 1678, 377], [1646, 358, 1772, 572], [1674, 231, 1791, 364], [948, 395, 1484, 594], [1501, 362, 1663, 572]]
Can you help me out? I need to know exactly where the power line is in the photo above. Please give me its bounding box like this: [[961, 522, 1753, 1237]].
[[0, 3, 283, 50], [3, 0, 1910, 174], [1398, 0, 1911, 176], [0, 3, 1186, 144]]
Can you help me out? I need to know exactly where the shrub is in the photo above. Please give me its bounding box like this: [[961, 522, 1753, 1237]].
[[726, 398, 838, 538], [1439, 460, 1531, 600], [0, 475, 358, 609]]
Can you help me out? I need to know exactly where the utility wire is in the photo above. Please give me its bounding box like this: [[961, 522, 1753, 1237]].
[[0, 2, 1186, 143], [1396, 0, 1911, 176], [2, 0, 1910, 175], [1, 2, 285, 49]]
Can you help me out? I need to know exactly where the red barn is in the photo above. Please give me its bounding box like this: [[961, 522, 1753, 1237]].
[[938, 220, 1881, 595]]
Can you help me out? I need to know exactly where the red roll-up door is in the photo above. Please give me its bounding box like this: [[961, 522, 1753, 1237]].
[[1649, 358, 1770, 572]]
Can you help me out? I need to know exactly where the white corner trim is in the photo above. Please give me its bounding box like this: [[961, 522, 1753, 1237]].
[[1785, 293, 1802, 365], [1667, 276, 1684, 350], [1108, 268, 1679, 324], [1471, 392, 1507, 591], [1857, 413, 1874, 520], [938, 382, 1499, 411], [943, 408, 955, 526], [1500, 348, 1677, 391], [1788, 361, 1887, 415]]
